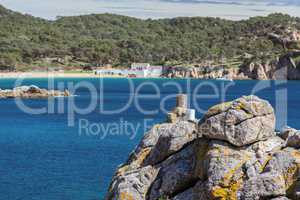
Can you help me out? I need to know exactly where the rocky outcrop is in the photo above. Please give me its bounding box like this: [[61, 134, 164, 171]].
[[106, 95, 300, 200], [0, 85, 70, 98], [238, 51, 300, 80], [164, 51, 300, 80], [164, 66, 234, 80]]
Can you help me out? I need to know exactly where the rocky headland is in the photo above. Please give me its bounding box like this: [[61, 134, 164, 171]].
[[165, 51, 300, 80], [0, 85, 70, 98], [106, 95, 300, 200]]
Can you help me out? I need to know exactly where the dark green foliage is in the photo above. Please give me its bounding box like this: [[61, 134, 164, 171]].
[[0, 5, 299, 69]]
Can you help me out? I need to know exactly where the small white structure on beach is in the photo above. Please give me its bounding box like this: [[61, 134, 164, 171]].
[[131, 63, 150, 70], [95, 63, 163, 78], [130, 63, 163, 77], [94, 69, 129, 77]]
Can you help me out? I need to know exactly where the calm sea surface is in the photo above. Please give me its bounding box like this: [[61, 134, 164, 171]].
[[0, 78, 299, 200]]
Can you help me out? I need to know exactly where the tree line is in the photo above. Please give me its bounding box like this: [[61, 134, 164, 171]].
[[0, 4, 299, 70]]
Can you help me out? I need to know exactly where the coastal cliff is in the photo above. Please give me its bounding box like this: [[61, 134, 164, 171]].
[[165, 51, 300, 80], [106, 95, 300, 200]]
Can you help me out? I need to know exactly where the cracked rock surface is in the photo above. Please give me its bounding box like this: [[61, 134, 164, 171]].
[[106, 96, 300, 200]]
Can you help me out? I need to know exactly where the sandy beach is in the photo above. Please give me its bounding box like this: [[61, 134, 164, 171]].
[[0, 72, 124, 79]]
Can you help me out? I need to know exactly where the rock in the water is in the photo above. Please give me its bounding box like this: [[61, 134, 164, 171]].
[[28, 85, 41, 93], [0, 85, 70, 98], [199, 95, 276, 146]]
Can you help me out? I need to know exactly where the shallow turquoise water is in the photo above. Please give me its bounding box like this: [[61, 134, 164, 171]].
[[0, 78, 299, 200]]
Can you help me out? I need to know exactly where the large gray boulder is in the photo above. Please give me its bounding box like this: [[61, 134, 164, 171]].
[[199, 95, 276, 146]]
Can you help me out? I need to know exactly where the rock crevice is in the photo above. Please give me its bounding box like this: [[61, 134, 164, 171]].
[[106, 95, 300, 200]]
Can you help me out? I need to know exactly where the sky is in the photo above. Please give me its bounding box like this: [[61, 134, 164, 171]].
[[0, 0, 299, 20]]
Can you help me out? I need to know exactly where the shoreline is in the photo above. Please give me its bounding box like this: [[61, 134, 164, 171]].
[[0, 72, 234, 80], [0, 72, 168, 79], [0, 72, 297, 81], [0, 72, 120, 79]]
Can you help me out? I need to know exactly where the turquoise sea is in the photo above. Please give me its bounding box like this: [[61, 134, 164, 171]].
[[0, 78, 299, 200]]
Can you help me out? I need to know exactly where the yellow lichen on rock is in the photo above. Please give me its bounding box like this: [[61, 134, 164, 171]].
[[258, 155, 272, 173], [285, 165, 298, 189], [283, 148, 300, 190], [132, 148, 152, 167], [288, 149, 300, 166], [106, 96, 298, 200], [223, 157, 248, 182], [120, 192, 134, 200], [233, 100, 254, 117], [117, 165, 131, 176], [118, 147, 152, 176], [206, 101, 232, 117], [152, 124, 161, 130], [211, 179, 243, 200], [210, 153, 250, 200], [212, 186, 228, 199], [233, 101, 245, 111]]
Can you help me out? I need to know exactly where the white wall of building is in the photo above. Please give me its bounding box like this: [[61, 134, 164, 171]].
[[131, 63, 150, 70], [95, 64, 163, 78]]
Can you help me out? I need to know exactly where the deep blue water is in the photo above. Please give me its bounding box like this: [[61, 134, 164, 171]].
[[0, 78, 299, 200]]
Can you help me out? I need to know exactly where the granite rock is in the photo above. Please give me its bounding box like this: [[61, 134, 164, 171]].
[[127, 121, 199, 168], [199, 95, 276, 146], [280, 127, 300, 149], [105, 95, 300, 200], [0, 85, 70, 98]]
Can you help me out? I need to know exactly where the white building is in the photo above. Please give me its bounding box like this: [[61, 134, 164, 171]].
[[130, 63, 163, 77], [95, 63, 163, 78], [131, 63, 150, 70], [145, 66, 163, 77], [94, 69, 128, 76]]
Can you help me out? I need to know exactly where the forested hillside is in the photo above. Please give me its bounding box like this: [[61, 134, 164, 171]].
[[0, 4, 299, 70]]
